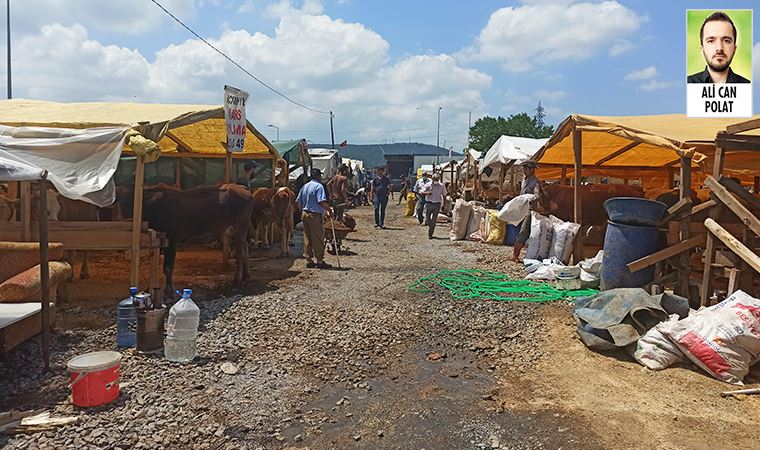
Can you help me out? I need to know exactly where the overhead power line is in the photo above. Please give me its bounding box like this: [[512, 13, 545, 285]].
[[150, 0, 330, 115]]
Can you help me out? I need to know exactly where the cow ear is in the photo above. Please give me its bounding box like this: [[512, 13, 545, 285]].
[[144, 192, 163, 204]]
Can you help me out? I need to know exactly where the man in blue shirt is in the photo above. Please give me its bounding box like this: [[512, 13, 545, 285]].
[[370, 167, 392, 228], [296, 169, 334, 269]]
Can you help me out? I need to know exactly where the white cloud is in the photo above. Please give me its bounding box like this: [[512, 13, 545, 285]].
[[12, 23, 150, 101], [533, 89, 566, 101], [624, 66, 657, 81], [237, 0, 256, 13], [264, 0, 324, 19], [609, 39, 634, 56], [10, 0, 196, 36], [638, 80, 676, 91], [459, 1, 644, 72], [8, 12, 490, 147]]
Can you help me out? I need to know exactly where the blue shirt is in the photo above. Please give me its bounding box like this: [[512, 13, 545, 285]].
[[297, 180, 328, 214]]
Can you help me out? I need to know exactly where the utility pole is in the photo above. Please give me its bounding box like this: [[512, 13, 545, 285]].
[[468, 111, 472, 147], [6, 0, 10, 99], [534, 101, 546, 128], [436, 107, 442, 165], [329, 110, 335, 149], [267, 124, 279, 141]]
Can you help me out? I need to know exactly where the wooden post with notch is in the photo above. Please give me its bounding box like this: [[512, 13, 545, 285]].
[[130, 155, 145, 287], [700, 146, 724, 306], [677, 156, 691, 296], [572, 126, 582, 263]]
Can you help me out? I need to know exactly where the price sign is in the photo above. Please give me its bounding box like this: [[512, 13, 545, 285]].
[[224, 85, 249, 152]]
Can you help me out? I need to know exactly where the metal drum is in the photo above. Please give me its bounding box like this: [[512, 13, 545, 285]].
[[136, 307, 165, 354]]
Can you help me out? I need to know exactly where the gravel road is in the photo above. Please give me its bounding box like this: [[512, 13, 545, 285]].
[[0, 203, 596, 450]]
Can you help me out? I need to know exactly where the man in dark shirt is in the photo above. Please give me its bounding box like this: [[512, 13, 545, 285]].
[[235, 160, 258, 189], [370, 167, 392, 228], [687, 11, 750, 84]]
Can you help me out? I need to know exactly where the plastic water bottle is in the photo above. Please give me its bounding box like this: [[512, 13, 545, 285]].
[[164, 289, 200, 363], [116, 287, 138, 347]]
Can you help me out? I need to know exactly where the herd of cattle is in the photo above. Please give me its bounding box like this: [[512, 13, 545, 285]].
[[0, 182, 297, 298]]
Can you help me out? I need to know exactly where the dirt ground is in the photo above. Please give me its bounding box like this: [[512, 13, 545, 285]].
[[4, 201, 760, 450]]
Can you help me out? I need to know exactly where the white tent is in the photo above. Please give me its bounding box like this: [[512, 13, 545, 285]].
[[479, 135, 547, 173]]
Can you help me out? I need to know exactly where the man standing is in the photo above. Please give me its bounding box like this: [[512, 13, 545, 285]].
[[296, 169, 334, 269], [420, 173, 445, 239], [371, 167, 392, 228], [236, 160, 258, 189], [513, 161, 541, 262], [327, 164, 349, 221], [687, 11, 750, 84], [413, 172, 431, 225]]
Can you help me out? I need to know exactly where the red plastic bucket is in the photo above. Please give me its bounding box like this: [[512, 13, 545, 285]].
[[67, 351, 122, 407]]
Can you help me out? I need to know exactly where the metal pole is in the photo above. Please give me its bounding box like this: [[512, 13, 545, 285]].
[[468, 111, 471, 145], [6, 0, 10, 99], [268, 124, 279, 141], [330, 111, 335, 150], [436, 107, 442, 165], [39, 171, 49, 372]]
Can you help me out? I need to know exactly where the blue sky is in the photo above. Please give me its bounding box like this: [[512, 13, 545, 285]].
[[1, 0, 758, 149]]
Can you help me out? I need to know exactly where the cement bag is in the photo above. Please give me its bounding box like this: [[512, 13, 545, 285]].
[[548, 216, 581, 265], [634, 315, 683, 370], [449, 199, 473, 241], [437, 213, 450, 223], [484, 211, 506, 245], [525, 212, 553, 261], [467, 206, 487, 238], [498, 194, 536, 224], [660, 290, 760, 384], [404, 193, 416, 216]]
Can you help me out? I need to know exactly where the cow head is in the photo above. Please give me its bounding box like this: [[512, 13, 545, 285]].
[[115, 185, 163, 219], [535, 182, 557, 215], [30, 189, 61, 221]]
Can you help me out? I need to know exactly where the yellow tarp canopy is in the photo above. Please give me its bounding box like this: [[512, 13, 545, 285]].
[[0, 99, 279, 161], [534, 113, 760, 186]]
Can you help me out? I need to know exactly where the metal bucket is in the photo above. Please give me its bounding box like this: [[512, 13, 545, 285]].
[[136, 308, 165, 354], [600, 221, 661, 291]]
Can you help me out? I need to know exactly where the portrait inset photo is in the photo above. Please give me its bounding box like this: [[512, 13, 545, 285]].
[[686, 10, 752, 84]]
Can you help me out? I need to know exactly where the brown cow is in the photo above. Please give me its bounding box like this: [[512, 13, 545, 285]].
[[250, 187, 298, 255], [537, 183, 645, 225], [117, 184, 254, 297]]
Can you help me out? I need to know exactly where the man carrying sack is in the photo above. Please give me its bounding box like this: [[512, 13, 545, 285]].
[[296, 169, 334, 269]]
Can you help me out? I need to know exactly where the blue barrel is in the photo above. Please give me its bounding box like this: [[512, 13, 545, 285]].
[[116, 287, 138, 348], [505, 224, 519, 246], [600, 221, 661, 291]]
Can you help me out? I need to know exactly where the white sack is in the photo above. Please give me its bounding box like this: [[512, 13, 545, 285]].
[[548, 216, 581, 265], [634, 315, 683, 370], [660, 290, 760, 384], [467, 205, 487, 237], [525, 211, 553, 261], [449, 199, 473, 241], [497, 193, 536, 224]]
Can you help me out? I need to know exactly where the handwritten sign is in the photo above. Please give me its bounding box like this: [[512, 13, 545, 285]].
[[224, 85, 249, 152]]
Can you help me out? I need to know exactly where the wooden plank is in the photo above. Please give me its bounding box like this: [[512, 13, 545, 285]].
[[719, 176, 760, 215], [705, 176, 760, 238], [705, 218, 760, 274], [0, 307, 56, 354], [700, 146, 724, 307], [572, 127, 582, 263], [659, 197, 692, 226], [715, 136, 760, 152], [0, 229, 159, 250], [677, 157, 692, 297], [725, 268, 741, 296], [726, 117, 760, 134], [164, 131, 193, 153], [627, 235, 705, 273], [668, 220, 746, 238], [593, 141, 640, 166], [0, 221, 149, 232], [131, 156, 145, 287], [691, 199, 718, 216]]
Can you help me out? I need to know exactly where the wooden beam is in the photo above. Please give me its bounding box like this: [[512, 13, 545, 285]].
[[593, 142, 640, 166], [701, 146, 724, 306], [725, 268, 741, 296], [627, 235, 705, 273], [677, 156, 692, 297], [38, 175, 50, 372], [659, 197, 692, 226], [726, 117, 760, 134], [572, 127, 582, 263], [704, 176, 760, 238], [719, 176, 760, 215], [164, 131, 193, 153], [715, 136, 760, 152], [691, 199, 718, 216], [560, 165, 568, 185], [705, 218, 760, 274], [131, 155, 145, 287], [20, 181, 31, 241]]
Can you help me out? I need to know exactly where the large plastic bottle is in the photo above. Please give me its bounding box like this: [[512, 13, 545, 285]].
[[116, 287, 138, 347], [164, 288, 200, 363]]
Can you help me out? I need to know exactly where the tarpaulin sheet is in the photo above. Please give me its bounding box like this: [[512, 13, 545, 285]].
[[480, 135, 547, 173], [0, 99, 279, 159], [0, 125, 127, 206]]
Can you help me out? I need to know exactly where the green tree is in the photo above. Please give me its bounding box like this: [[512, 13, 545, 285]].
[[468, 113, 554, 151]]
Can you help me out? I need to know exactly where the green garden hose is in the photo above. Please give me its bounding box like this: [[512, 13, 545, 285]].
[[409, 269, 597, 303]]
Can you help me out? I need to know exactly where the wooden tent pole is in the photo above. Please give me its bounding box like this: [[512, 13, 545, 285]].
[[224, 152, 232, 184], [38, 172, 50, 372], [677, 156, 691, 297], [130, 155, 145, 287], [700, 146, 725, 306], [572, 126, 583, 263], [498, 163, 503, 204], [20, 181, 31, 241]]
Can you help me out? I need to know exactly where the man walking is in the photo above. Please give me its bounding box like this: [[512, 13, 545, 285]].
[[413, 172, 430, 225], [296, 169, 334, 269], [420, 174, 445, 239], [397, 175, 409, 206], [371, 167, 392, 228]]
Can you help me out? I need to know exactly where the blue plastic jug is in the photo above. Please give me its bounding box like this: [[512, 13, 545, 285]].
[[116, 287, 138, 348]]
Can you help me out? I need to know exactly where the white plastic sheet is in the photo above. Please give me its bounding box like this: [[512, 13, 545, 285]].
[[479, 135, 547, 173], [0, 125, 127, 206]]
